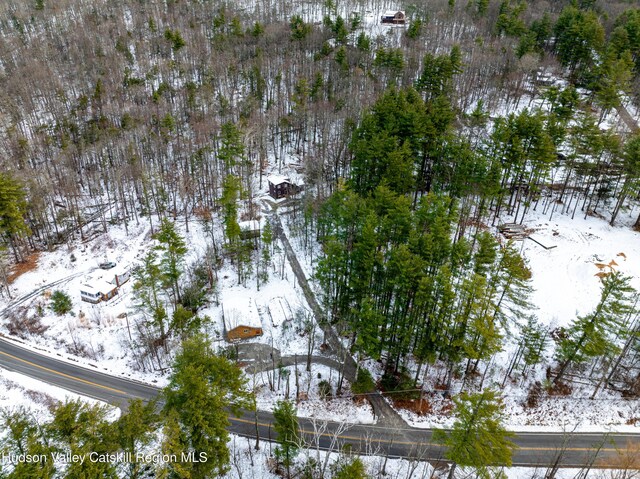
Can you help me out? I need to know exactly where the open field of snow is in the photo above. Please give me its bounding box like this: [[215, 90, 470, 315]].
[[518, 205, 640, 327]]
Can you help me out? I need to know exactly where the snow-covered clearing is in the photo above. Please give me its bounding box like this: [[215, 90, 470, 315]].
[[518, 206, 640, 326], [386, 204, 640, 432]]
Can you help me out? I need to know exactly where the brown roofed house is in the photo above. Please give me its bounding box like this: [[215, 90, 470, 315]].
[[222, 294, 263, 341]]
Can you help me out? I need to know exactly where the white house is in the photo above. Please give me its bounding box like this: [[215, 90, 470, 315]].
[[80, 280, 119, 303], [80, 284, 103, 304]]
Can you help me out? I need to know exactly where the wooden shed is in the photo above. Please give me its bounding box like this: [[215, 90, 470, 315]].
[[381, 10, 406, 24], [222, 294, 263, 341]]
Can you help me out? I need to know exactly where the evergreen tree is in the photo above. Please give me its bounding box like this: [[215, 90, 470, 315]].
[[555, 272, 637, 385], [553, 6, 605, 83], [0, 173, 30, 262], [356, 32, 370, 51], [273, 399, 300, 478], [114, 399, 159, 479], [406, 18, 423, 40], [0, 408, 56, 479], [435, 389, 514, 479], [163, 335, 254, 478], [218, 122, 245, 174], [592, 49, 634, 123], [611, 132, 640, 226], [521, 316, 548, 371], [349, 88, 428, 195], [220, 174, 251, 284], [416, 46, 462, 100], [475, 0, 489, 16], [157, 409, 191, 479], [50, 290, 72, 315], [133, 250, 167, 341], [290, 15, 311, 41], [47, 400, 119, 478], [611, 8, 640, 71], [331, 456, 368, 479], [154, 219, 188, 304], [332, 15, 348, 43]]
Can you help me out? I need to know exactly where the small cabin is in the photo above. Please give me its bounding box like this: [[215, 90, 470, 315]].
[[381, 10, 406, 24], [222, 294, 263, 342], [267, 175, 302, 199]]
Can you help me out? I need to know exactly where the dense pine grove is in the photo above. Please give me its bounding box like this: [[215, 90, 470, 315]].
[[2, 0, 640, 476]]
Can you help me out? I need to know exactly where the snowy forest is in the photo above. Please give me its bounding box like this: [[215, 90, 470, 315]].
[[1, 0, 640, 477]]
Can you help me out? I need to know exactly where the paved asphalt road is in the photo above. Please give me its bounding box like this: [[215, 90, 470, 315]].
[[0, 336, 638, 468]]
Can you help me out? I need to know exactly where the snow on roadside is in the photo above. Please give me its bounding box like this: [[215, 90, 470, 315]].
[[0, 208, 324, 388], [0, 219, 187, 386], [253, 364, 376, 425], [0, 366, 119, 421], [224, 432, 435, 479]]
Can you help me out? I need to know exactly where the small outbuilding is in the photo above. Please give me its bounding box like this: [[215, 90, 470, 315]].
[[267, 175, 302, 199], [222, 294, 263, 341], [381, 10, 406, 24], [239, 220, 261, 240], [111, 267, 130, 287]]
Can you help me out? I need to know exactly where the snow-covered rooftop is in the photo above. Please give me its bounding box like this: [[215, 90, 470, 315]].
[[80, 279, 115, 294], [266, 175, 289, 186], [221, 289, 262, 330], [239, 220, 260, 232]]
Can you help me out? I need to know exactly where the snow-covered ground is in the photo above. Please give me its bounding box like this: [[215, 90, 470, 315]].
[[0, 200, 320, 376], [385, 202, 640, 432], [518, 205, 640, 325], [0, 366, 118, 423], [223, 433, 591, 479], [253, 363, 376, 424]]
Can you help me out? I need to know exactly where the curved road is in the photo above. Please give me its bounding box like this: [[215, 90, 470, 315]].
[[0, 335, 638, 468]]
